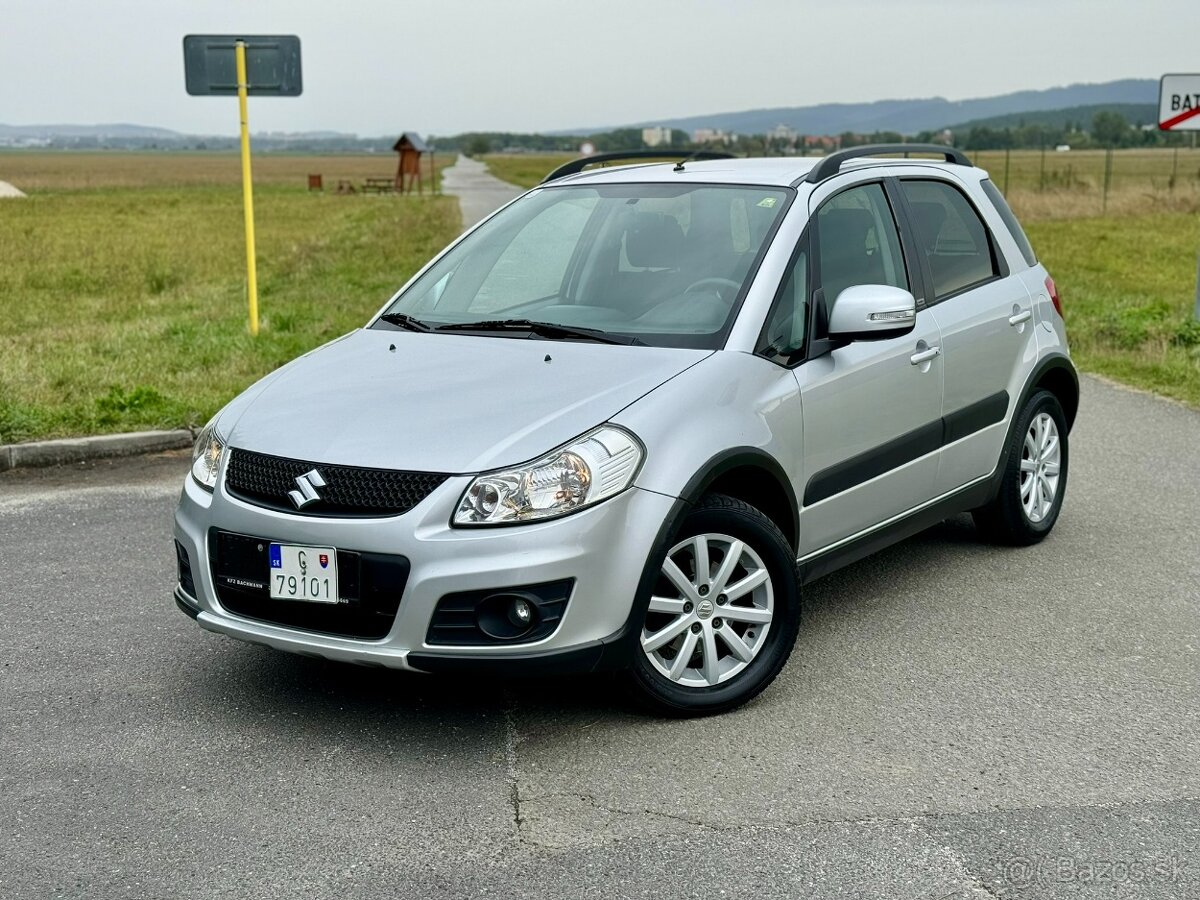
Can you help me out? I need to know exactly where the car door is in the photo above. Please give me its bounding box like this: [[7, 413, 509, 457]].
[[789, 179, 944, 558], [896, 177, 1037, 494]]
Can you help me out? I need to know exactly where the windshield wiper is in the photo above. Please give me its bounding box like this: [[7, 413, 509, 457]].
[[378, 312, 434, 332], [435, 319, 644, 346]]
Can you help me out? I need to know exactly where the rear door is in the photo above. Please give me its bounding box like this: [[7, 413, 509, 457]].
[[792, 178, 944, 557], [896, 177, 1036, 495]]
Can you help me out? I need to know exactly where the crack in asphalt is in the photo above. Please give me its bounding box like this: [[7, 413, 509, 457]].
[[913, 821, 1005, 900], [522, 790, 1200, 838], [502, 688, 524, 842]]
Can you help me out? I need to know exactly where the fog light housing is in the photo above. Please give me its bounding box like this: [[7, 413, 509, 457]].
[[426, 580, 573, 646], [476, 592, 540, 640], [508, 596, 533, 628]]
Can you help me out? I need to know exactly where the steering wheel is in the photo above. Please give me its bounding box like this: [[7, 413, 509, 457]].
[[684, 277, 741, 299]]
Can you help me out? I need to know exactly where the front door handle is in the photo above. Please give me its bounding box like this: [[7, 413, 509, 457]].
[[909, 346, 941, 366], [1008, 309, 1033, 326]]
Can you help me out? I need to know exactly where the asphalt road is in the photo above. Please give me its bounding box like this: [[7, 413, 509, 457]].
[[1, 375, 1197, 899], [441, 155, 523, 231]]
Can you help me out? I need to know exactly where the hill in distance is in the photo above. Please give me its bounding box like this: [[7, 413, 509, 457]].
[[943, 102, 1158, 134], [567, 78, 1158, 137], [0, 122, 184, 139]]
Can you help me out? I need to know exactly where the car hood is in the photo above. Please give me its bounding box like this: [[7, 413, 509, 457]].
[[224, 328, 709, 473]]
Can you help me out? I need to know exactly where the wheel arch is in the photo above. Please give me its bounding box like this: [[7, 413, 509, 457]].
[[1026, 355, 1079, 431], [676, 448, 800, 553], [979, 353, 1079, 508]]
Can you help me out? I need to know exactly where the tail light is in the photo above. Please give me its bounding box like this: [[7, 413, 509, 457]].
[[1045, 275, 1063, 318]]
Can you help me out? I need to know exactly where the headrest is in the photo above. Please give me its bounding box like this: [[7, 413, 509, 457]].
[[819, 208, 875, 254], [625, 212, 685, 269], [909, 201, 947, 245]]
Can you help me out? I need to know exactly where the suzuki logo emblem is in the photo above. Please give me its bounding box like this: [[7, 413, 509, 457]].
[[288, 469, 326, 509]]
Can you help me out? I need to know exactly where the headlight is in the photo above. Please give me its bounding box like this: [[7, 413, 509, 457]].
[[190, 418, 226, 491], [454, 425, 643, 526]]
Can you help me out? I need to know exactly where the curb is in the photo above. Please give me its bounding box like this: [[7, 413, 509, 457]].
[[0, 429, 194, 473]]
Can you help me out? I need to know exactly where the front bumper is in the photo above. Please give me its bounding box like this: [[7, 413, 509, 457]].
[[173, 465, 677, 674]]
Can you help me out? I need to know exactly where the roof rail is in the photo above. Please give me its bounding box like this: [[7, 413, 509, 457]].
[[541, 150, 737, 184], [804, 143, 972, 184]]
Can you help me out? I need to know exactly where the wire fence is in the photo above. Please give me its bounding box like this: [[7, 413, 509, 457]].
[[970, 148, 1200, 217]]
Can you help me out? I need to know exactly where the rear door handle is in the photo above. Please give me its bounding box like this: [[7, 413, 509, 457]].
[[1008, 309, 1032, 326], [909, 346, 941, 365]]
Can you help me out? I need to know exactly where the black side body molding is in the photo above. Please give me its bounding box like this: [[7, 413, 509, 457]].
[[943, 391, 1010, 445], [804, 391, 1010, 507], [800, 355, 1078, 583], [804, 421, 942, 507]]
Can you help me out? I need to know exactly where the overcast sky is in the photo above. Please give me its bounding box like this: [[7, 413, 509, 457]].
[[1, 0, 1192, 137]]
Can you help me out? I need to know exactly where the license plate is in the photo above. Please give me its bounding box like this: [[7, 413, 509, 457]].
[[269, 543, 338, 603]]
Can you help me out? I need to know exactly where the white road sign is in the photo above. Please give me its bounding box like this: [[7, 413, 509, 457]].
[[1159, 74, 1200, 131]]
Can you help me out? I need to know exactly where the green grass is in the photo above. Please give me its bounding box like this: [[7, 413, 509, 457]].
[[2, 152, 1197, 446], [0, 180, 459, 443], [1030, 213, 1200, 407], [482, 154, 577, 189]]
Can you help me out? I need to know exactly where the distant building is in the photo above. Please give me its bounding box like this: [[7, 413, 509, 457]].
[[693, 128, 731, 145], [642, 126, 672, 148], [771, 124, 798, 143], [803, 134, 839, 151]]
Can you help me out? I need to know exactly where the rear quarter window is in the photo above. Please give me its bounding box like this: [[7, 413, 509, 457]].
[[980, 179, 1037, 268], [900, 179, 999, 300]]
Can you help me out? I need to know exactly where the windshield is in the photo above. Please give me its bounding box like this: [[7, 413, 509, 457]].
[[374, 182, 791, 349]]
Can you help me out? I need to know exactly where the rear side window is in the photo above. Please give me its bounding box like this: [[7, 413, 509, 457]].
[[980, 179, 1037, 267], [900, 180, 998, 299]]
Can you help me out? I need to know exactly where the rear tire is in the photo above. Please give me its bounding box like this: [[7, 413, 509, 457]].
[[973, 389, 1068, 545], [625, 494, 801, 717]]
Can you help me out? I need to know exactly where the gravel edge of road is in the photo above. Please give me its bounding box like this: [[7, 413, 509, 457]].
[[0, 429, 194, 472]]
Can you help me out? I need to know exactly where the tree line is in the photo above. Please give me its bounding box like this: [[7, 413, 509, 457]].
[[440, 111, 1193, 156]]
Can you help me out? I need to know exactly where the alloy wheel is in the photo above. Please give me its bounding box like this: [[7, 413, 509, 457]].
[[640, 533, 774, 688], [1020, 412, 1061, 523]]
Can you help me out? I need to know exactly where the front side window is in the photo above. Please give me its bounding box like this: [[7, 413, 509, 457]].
[[901, 179, 999, 299], [814, 182, 908, 319], [377, 183, 791, 349]]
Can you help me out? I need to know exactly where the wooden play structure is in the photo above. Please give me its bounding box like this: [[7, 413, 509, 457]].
[[393, 132, 428, 194]]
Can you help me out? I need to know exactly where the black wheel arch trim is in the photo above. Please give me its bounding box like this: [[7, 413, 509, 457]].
[[1018, 354, 1079, 431], [674, 447, 800, 552], [977, 354, 1078, 509]]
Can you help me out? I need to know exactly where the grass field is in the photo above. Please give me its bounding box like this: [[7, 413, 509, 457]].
[[0, 153, 460, 443], [0, 150, 457, 192], [483, 151, 1200, 407], [1, 149, 1197, 446]]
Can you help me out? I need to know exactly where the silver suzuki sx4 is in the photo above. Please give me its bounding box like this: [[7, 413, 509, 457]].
[[174, 147, 1077, 715]]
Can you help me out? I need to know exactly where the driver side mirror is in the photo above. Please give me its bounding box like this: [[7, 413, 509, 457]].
[[827, 284, 917, 341]]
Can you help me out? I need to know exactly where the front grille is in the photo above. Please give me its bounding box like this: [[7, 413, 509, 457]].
[[225, 448, 448, 517], [209, 530, 410, 639]]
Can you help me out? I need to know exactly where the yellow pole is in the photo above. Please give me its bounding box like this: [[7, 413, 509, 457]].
[[235, 41, 259, 336]]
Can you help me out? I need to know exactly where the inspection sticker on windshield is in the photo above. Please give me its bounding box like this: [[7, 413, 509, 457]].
[[269, 543, 339, 603], [757, 197, 777, 208]]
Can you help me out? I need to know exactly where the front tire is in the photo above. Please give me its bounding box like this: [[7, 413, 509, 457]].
[[973, 389, 1068, 545], [626, 494, 801, 717]]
